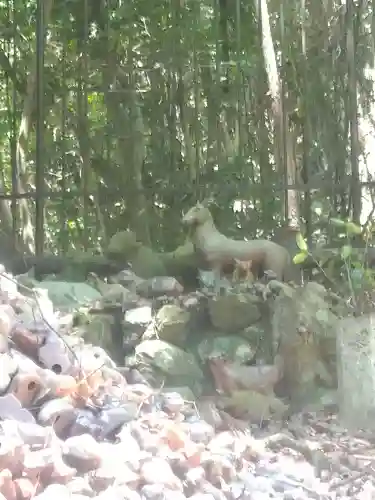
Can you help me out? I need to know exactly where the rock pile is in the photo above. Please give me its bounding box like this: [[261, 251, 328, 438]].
[[0, 264, 374, 499]]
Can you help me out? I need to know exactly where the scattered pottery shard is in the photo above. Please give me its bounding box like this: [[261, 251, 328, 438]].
[[96, 485, 142, 500], [13, 421, 53, 446], [38, 338, 73, 375], [0, 469, 16, 500], [0, 304, 15, 352], [32, 484, 71, 500], [140, 483, 166, 499], [0, 352, 18, 393], [185, 466, 206, 487], [62, 434, 102, 473], [0, 394, 35, 423], [69, 410, 101, 437], [101, 365, 125, 384], [98, 407, 135, 438], [14, 477, 40, 500], [182, 421, 215, 445], [161, 392, 185, 414], [9, 372, 43, 406], [140, 457, 183, 491], [0, 437, 24, 476], [0, 335, 8, 355], [113, 426, 141, 460], [39, 371, 76, 397], [163, 491, 186, 500], [65, 477, 93, 496], [11, 326, 47, 360], [41, 455, 76, 486], [23, 448, 55, 476], [90, 461, 139, 492], [10, 349, 41, 376], [37, 398, 77, 437], [73, 345, 116, 371]]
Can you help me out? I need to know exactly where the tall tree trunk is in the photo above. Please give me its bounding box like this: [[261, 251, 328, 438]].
[[102, 50, 150, 245], [16, 0, 54, 253], [346, 0, 361, 222], [256, 0, 299, 228]]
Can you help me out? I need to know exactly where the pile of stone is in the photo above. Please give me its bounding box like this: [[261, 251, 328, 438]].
[[0, 265, 374, 499]]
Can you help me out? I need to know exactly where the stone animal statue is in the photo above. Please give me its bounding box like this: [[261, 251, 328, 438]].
[[182, 202, 292, 287], [232, 259, 254, 283], [106, 230, 168, 279]]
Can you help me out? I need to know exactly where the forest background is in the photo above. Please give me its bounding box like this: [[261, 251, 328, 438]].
[[0, 0, 372, 266]]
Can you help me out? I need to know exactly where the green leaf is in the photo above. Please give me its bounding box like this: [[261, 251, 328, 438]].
[[312, 201, 323, 216], [341, 244, 352, 260], [329, 218, 346, 227], [293, 252, 308, 265], [345, 222, 362, 235], [295, 233, 308, 252]]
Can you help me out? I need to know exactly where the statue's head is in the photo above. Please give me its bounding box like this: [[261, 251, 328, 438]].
[[182, 199, 214, 227], [106, 230, 140, 257]]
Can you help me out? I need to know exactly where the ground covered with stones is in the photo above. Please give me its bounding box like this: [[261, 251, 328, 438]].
[[0, 266, 374, 500]]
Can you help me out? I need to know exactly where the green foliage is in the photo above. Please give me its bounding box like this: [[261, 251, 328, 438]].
[[345, 222, 362, 236], [0, 0, 372, 264], [293, 232, 309, 265], [294, 213, 375, 310], [296, 233, 308, 253], [329, 218, 347, 228], [340, 245, 352, 260], [293, 252, 308, 265], [328, 218, 362, 237]]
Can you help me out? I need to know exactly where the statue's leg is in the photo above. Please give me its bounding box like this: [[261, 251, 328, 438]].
[[212, 263, 224, 293]]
